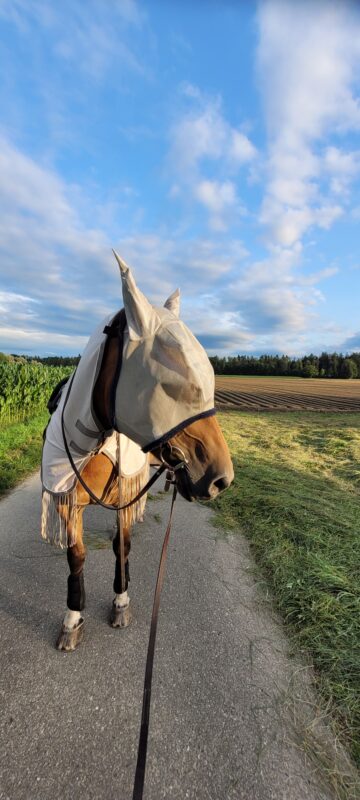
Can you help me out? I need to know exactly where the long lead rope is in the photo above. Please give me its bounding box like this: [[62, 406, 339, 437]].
[[132, 485, 177, 800], [116, 432, 126, 593], [59, 369, 180, 798]]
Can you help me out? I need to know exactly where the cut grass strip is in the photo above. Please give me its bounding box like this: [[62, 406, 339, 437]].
[[212, 411, 360, 772], [0, 412, 48, 497]]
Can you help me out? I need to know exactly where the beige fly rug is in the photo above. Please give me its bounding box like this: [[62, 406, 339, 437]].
[[41, 316, 149, 548]]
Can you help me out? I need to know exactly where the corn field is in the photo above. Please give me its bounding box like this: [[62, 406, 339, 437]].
[[0, 362, 72, 423]]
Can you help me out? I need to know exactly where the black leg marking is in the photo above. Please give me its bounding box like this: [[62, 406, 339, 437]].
[[113, 560, 130, 594], [67, 573, 86, 611]]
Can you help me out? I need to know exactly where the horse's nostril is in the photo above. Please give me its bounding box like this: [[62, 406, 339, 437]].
[[214, 475, 230, 492]]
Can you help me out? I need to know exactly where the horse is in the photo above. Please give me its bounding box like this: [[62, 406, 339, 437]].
[[41, 252, 234, 651]]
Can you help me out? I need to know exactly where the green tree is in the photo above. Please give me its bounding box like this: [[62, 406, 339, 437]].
[[340, 358, 358, 379], [302, 363, 318, 378]]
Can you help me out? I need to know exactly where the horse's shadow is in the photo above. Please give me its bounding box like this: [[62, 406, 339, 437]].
[[0, 537, 123, 647], [0, 547, 67, 646]]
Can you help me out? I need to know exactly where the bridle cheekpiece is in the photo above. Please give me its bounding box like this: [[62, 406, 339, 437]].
[[158, 442, 189, 473]]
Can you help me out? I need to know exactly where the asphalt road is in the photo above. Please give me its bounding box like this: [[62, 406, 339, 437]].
[[0, 473, 345, 800]]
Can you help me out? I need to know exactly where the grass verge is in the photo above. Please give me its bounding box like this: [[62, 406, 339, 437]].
[[213, 411, 360, 775], [0, 412, 48, 497]]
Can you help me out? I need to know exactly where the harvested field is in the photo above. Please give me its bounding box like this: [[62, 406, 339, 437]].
[[215, 376, 360, 412]]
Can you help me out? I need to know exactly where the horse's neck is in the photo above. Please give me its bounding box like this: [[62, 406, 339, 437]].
[[93, 309, 126, 430]]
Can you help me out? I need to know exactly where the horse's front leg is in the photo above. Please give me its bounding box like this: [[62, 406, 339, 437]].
[[110, 518, 132, 628], [56, 506, 86, 651]]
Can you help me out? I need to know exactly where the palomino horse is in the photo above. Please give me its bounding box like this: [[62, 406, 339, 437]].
[[42, 253, 233, 651]]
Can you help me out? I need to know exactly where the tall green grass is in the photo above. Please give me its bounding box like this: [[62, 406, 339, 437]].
[[0, 413, 48, 496], [0, 362, 71, 495], [0, 362, 72, 423], [213, 411, 360, 772]]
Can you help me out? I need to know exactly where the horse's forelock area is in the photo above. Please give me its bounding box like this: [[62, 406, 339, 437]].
[[0, 473, 346, 800]]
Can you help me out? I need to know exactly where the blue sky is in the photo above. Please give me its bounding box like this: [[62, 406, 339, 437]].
[[1, 0, 360, 357]]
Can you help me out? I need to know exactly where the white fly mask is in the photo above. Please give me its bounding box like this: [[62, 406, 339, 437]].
[[113, 252, 216, 452]]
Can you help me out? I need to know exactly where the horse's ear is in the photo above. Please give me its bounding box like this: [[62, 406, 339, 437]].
[[112, 250, 160, 339], [164, 288, 180, 318]]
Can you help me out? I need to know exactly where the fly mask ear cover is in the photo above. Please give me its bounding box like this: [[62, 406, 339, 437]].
[[113, 254, 216, 452]]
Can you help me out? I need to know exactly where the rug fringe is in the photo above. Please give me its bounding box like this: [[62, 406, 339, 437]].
[[41, 489, 78, 549], [41, 460, 149, 548], [119, 460, 149, 530]]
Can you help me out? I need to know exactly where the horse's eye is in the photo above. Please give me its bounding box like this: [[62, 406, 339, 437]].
[[195, 443, 206, 463]]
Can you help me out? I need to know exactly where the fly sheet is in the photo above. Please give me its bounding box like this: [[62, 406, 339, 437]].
[[41, 342, 149, 549]]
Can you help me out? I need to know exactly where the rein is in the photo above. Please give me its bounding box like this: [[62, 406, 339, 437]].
[[132, 484, 177, 800]]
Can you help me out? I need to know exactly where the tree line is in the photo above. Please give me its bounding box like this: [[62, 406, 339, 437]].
[[1, 350, 360, 379], [0, 352, 80, 366], [209, 352, 360, 378]]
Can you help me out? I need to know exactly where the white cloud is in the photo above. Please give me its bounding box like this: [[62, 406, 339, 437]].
[[0, 326, 87, 353], [323, 145, 360, 195], [258, 0, 360, 140], [112, 233, 247, 303], [261, 200, 343, 247], [195, 180, 237, 214], [229, 131, 257, 164], [257, 0, 360, 248], [170, 98, 227, 174], [170, 94, 257, 173], [298, 266, 338, 286], [194, 180, 242, 231], [168, 91, 257, 229], [226, 265, 308, 334], [220, 236, 342, 344], [342, 333, 360, 351], [189, 317, 251, 354], [324, 146, 359, 175], [315, 204, 343, 229], [0, 0, 146, 79], [0, 291, 39, 312]]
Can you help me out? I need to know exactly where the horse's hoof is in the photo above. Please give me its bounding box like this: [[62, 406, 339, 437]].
[[110, 602, 132, 628], [56, 618, 84, 651]]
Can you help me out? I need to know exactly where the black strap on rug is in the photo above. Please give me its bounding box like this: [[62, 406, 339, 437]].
[[60, 369, 166, 512], [132, 485, 177, 800]]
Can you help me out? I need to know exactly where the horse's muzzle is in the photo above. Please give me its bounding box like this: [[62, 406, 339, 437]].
[[175, 467, 233, 502]]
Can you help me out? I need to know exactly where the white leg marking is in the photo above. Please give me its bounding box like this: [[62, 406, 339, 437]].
[[63, 608, 81, 630], [114, 591, 129, 608]]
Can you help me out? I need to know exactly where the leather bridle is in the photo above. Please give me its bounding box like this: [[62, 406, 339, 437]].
[[158, 441, 190, 473]]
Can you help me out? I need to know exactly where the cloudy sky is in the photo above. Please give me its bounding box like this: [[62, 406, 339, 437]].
[[1, 0, 360, 356]]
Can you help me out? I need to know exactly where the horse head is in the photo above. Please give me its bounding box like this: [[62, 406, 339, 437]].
[[113, 251, 234, 501], [152, 416, 234, 502]]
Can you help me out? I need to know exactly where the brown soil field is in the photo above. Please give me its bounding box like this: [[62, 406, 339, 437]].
[[215, 376, 360, 411]]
